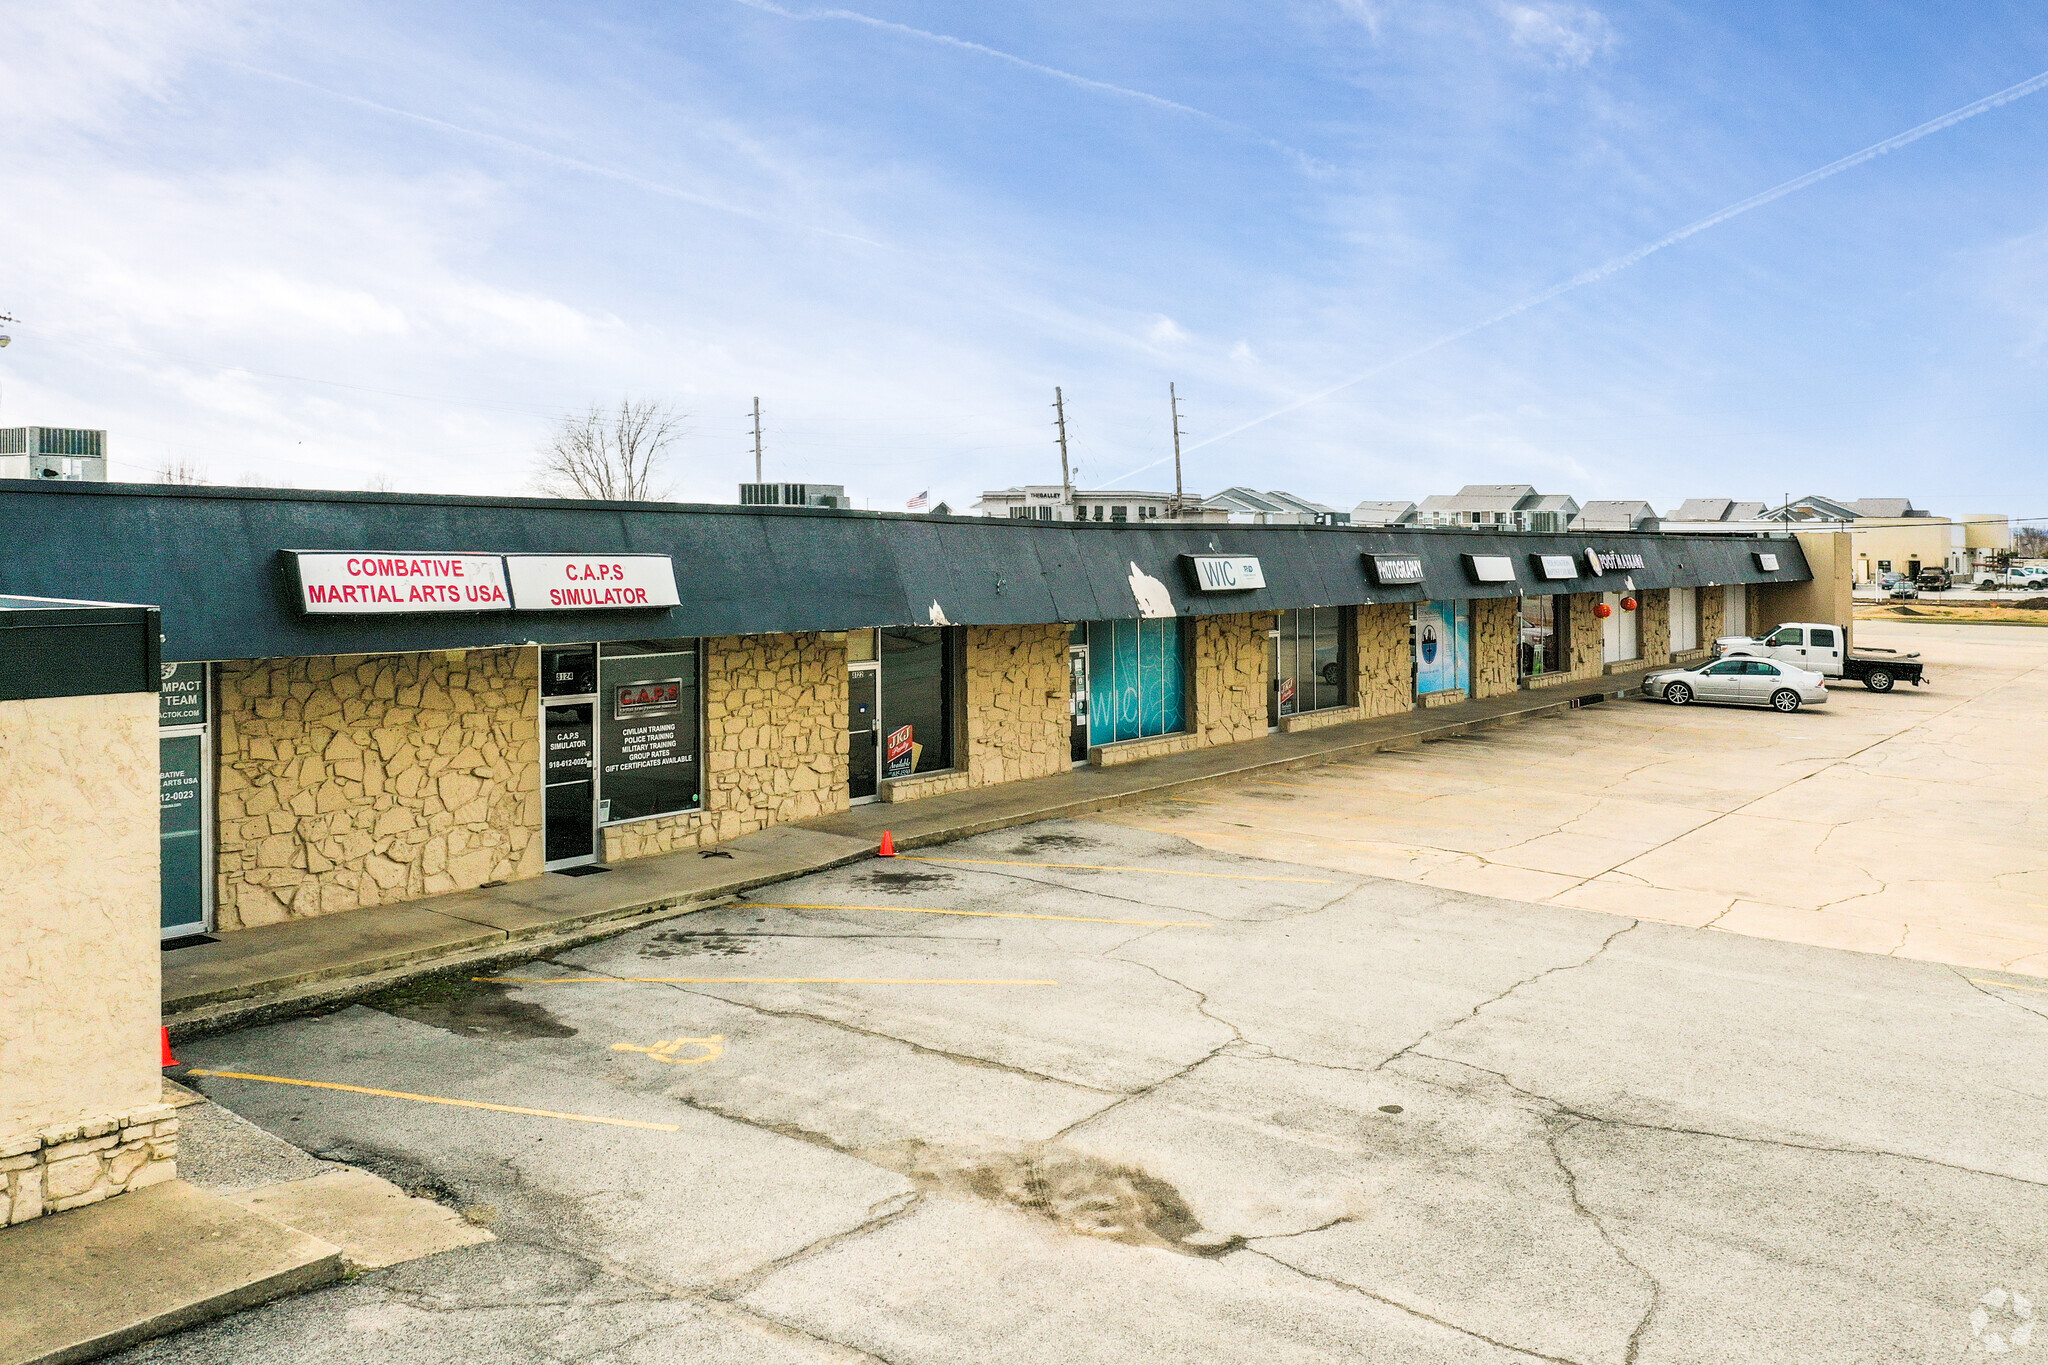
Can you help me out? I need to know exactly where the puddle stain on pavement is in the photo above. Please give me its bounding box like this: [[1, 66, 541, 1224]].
[[859, 869, 957, 890], [363, 976, 577, 1040], [861, 1137, 1242, 1257]]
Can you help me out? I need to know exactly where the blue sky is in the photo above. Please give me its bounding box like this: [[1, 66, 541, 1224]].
[[6, 1, 2048, 518]]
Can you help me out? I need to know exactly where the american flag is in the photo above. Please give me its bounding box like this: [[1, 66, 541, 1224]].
[[906, 490, 929, 510]]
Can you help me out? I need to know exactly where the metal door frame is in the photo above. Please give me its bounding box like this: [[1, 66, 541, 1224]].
[[542, 693, 599, 871], [1067, 643, 1091, 764], [849, 661, 881, 804], [158, 720, 213, 940]]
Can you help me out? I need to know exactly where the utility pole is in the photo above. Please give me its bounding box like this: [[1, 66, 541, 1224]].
[[1052, 386, 1073, 516], [751, 397, 764, 483], [1169, 382, 1186, 518]]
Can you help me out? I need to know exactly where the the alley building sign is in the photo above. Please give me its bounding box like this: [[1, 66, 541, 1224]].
[[286, 550, 679, 615]]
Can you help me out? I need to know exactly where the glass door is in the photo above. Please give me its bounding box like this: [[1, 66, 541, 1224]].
[[158, 662, 211, 941], [849, 664, 880, 801], [541, 646, 598, 870]]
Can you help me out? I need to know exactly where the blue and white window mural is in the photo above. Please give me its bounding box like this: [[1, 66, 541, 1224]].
[[1081, 618, 1186, 746], [1414, 600, 1470, 697]]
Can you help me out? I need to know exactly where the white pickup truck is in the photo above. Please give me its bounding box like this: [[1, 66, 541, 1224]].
[[1973, 567, 2048, 590], [1716, 623, 1925, 692]]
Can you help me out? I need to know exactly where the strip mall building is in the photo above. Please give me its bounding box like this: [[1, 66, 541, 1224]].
[[0, 482, 1845, 941]]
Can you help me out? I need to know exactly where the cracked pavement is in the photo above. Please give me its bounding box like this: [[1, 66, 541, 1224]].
[[126, 795, 2048, 1364], [1097, 620, 2048, 978]]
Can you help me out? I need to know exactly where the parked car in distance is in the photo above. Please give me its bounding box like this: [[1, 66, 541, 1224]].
[[1716, 622, 1926, 691], [1642, 657, 1828, 712], [1887, 582, 1920, 600], [1877, 571, 1906, 588], [1914, 568, 1951, 591], [1975, 567, 2048, 590]]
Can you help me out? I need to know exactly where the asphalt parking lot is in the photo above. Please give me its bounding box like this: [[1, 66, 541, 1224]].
[[141, 798, 2048, 1364], [1102, 621, 2048, 977]]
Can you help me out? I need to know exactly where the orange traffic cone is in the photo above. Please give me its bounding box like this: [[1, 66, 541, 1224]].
[[877, 830, 897, 858], [160, 1027, 178, 1067]]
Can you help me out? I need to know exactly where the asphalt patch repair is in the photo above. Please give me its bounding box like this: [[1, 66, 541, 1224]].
[[861, 1137, 1243, 1257]]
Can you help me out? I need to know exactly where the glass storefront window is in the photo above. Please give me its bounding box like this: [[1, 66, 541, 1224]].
[[597, 640, 701, 823], [1083, 618, 1185, 746], [1518, 596, 1565, 677], [1271, 607, 1347, 720], [878, 627, 952, 777]]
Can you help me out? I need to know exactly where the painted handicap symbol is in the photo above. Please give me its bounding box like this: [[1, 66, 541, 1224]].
[[612, 1036, 725, 1065]]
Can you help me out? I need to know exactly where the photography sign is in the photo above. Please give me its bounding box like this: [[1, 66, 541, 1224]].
[[1363, 553, 1426, 587]]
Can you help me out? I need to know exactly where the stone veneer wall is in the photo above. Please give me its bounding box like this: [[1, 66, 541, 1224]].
[[1698, 584, 1727, 647], [963, 624, 1070, 786], [5, 1104, 179, 1225], [215, 650, 541, 929], [1355, 604, 1414, 717], [1470, 598, 1519, 700], [1639, 588, 1672, 667], [1, 690, 174, 1223], [606, 632, 847, 859]]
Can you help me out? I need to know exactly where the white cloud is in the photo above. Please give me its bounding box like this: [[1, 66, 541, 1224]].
[[1230, 340, 1258, 364], [1500, 2, 1615, 67], [1147, 316, 1190, 345]]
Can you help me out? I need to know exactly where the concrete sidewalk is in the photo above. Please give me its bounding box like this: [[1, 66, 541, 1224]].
[[165, 670, 1646, 1034]]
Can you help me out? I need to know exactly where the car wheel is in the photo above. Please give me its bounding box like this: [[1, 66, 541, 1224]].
[[1864, 669, 1894, 693], [1664, 682, 1692, 705], [1770, 689, 1801, 713]]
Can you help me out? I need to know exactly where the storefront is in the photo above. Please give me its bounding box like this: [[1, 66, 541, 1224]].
[[1268, 607, 1347, 725], [0, 481, 1820, 937], [1414, 600, 1471, 701], [848, 627, 955, 801], [158, 662, 213, 938], [1073, 618, 1186, 750], [541, 641, 703, 869]]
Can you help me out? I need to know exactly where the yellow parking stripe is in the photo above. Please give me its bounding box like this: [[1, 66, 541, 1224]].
[[898, 856, 1333, 884], [184, 1070, 681, 1131], [476, 976, 1059, 985], [1969, 977, 2048, 995], [745, 901, 1211, 929]]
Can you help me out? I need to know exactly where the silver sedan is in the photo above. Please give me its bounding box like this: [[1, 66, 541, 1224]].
[[1641, 657, 1829, 712]]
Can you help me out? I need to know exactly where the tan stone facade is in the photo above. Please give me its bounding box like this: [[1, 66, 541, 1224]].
[[215, 649, 542, 929], [1470, 598, 1519, 700], [4, 1104, 179, 1225], [1639, 588, 1672, 667], [1, 689, 170, 1222], [1355, 604, 1414, 718], [607, 632, 848, 858], [1699, 583, 1726, 648], [963, 624, 1070, 786]]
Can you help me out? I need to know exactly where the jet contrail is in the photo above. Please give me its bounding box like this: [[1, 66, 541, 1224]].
[[215, 60, 891, 249], [731, 0, 1313, 166], [1111, 64, 2048, 482]]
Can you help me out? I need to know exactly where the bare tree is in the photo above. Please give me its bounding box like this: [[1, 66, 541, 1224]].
[[534, 399, 681, 501], [155, 458, 209, 485]]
